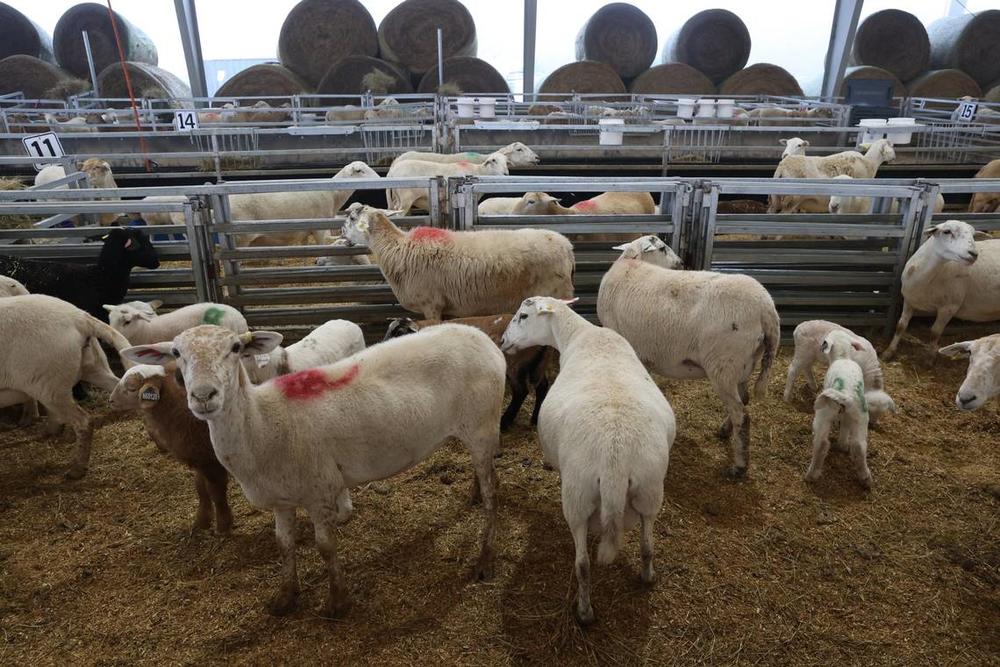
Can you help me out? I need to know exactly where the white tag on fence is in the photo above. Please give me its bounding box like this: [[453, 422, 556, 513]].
[[955, 101, 978, 123], [173, 111, 199, 131], [22, 132, 64, 171]]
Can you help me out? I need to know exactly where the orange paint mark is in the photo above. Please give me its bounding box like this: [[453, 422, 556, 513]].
[[573, 199, 598, 212], [409, 227, 452, 243], [456, 160, 474, 170], [274, 363, 360, 400]]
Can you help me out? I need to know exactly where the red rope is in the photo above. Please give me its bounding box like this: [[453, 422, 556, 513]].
[[106, 0, 152, 172]]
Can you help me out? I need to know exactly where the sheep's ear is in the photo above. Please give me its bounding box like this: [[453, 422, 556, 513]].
[[542, 194, 560, 203], [384, 209, 406, 217], [851, 340, 864, 351], [240, 331, 283, 356], [802, 140, 810, 147], [922, 224, 941, 238], [612, 243, 630, 250], [779, 138, 788, 145], [535, 301, 556, 314], [102, 304, 115, 312], [859, 143, 871, 151], [121, 343, 174, 366], [147, 299, 163, 310], [939, 341, 973, 359], [560, 297, 579, 307], [973, 230, 990, 240], [641, 237, 659, 253]]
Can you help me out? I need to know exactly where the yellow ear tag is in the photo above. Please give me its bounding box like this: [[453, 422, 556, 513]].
[[139, 383, 160, 402], [357, 220, 370, 233], [535, 302, 556, 314], [238, 331, 253, 345]]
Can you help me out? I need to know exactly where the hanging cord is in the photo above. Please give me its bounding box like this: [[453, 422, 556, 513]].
[[106, 0, 153, 172]]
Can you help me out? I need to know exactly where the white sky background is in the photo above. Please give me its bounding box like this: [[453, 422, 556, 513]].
[[5, 1, 996, 94]]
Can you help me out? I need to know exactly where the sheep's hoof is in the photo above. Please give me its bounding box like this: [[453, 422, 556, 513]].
[[724, 466, 747, 481], [857, 475, 872, 490], [473, 558, 495, 582], [717, 422, 733, 440], [266, 586, 300, 616], [64, 465, 87, 481], [804, 471, 821, 483], [574, 603, 596, 627], [499, 418, 515, 432], [319, 596, 351, 620], [640, 569, 657, 588], [880, 349, 896, 362], [192, 514, 212, 532]]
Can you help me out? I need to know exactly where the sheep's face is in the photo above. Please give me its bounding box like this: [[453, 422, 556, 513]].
[[820, 330, 862, 363], [614, 235, 682, 269], [336, 161, 377, 180], [501, 142, 540, 166], [513, 192, 559, 214], [383, 317, 421, 341], [0, 276, 27, 297], [481, 153, 509, 176], [939, 334, 1000, 411], [923, 220, 982, 264], [104, 301, 156, 333], [121, 326, 282, 419], [109, 365, 166, 411], [81, 159, 116, 188], [500, 297, 567, 353], [865, 389, 897, 419], [873, 140, 895, 163], [342, 203, 373, 245], [780, 137, 809, 158]]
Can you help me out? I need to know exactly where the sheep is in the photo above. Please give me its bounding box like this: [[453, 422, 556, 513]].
[[477, 197, 523, 215], [243, 319, 365, 384], [43, 112, 97, 133], [122, 323, 505, 617], [315, 234, 372, 266], [597, 235, 779, 478], [499, 296, 674, 625], [750, 107, 834, 126], [393, 142, 539, 168], [968, 159, 1000, 213], [34, 159, 120, 226], [325, 106, 366, 123], [137, 195, 188, 227], [939, 333, 1000, 410], [0, 274, 28, 297], [0, 227, 160, 322], [385, 152, 509, 214], [231, 101, 291, 124], [109, 364, 233, 533], [0, 294, 131, 478], [805, 330, 874, 489], [780, 137, 809, 158], [341, 204, 575, 320], [104, 300, 247, 345], [828, 175, 944, 215], [230, 161, 379, 247], [384, 314, 554, 431], [512, 191, 655, 216], [883, 220, 1000, 361]]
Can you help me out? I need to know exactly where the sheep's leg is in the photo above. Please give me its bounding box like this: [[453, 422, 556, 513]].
[[882, 302, 913, 361], [569, 519, 595, 626], [805, 413, 834, 482], [205, 468, 232, 535], [42, 391, 92, 480], [192, 472, 213, 531], [500, 371, 530, 431], [717, 381, 749, 440], [925, 304, 960, 364], [470, 442, 499, 581], [267, 508, 299, 616], [530, 375, 550, 426], [783, 355, 806, 402], [849, 422, 872, 489], [804, 364, 819, 393], [18, 400, 38, 427], [312, 513, 351, 619], [639, 513, 656, 586], [713, 378, 749, 478]]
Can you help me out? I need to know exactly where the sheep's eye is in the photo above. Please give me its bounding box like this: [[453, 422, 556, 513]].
[[231, 343, 241, 354], [171, 348, 180, 358], [943, 229, 951, 235]]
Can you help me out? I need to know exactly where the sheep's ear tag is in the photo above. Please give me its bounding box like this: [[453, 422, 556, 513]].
[[139, 383, 160, 402], [535, 302, 556, 314], [357, 219, 369, 232], [254, 353, 270, 368]]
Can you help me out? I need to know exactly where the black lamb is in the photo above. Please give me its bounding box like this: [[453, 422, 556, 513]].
[[0, 227, 160, 322]]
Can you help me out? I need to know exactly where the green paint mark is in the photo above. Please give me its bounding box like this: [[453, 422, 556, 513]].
[[465, 152, 482, 159], [833, 377, 845, 391], [855, 381, 868, 413], [202, 307, 224, 326]]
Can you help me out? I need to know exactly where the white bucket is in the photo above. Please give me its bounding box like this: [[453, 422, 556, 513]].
[[695, 98, 716, 118], [456, 97, 477, 118], [886, 117, 915, 144], [716, 99, 735, 118], [478, 97, 496, 119], [599, 118, 625, 145], [676, 98, 696, 119], [858, 118, 887, 144]]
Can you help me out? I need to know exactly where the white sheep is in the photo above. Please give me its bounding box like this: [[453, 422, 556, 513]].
[[393, 142, 539, 168], [805, 330, 874, 489], [122, 322, 506, 617], [385, 152, 509, 214], [0, 274, 28, 297], [939, 333, 1000, 410], [780, 137, 809, 158], [750, 107, 834, 126], [477, 197, 523, 215], [0, 294, 130, 478], [103, 300, 247, 345], [242, 319, 365, 383], [828, 175, 944, 215], [341, 204, 575, 320], [512, 191, 656, 215], [597, 235, 780, 478], [34, 158, 120, 226], [137, 195, 187, 227], [43, 112, 96, 133], [315, 234, 372, 266], [500, 296, 674, 625], [883, 220, 1000, 361]]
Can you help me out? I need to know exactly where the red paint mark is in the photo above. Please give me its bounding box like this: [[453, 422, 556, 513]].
[[572, 199, 598, 212], [274, 364, 360, 400], [456, 160, 473, 170], [409, 227, 452, 243]]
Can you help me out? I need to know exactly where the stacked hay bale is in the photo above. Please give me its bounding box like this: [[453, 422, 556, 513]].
[[661, 9, 750, 85], [538, 61, 626, 99], [377, 0, 477, 89], [53, 3, 157, 80], [278, 0, 378, 90], [0, 2, 54, 63], [98, 62, 191, 105], [0, 54, 88, 99], [575, 3, 657, 82], [215, 63, 310, 103]]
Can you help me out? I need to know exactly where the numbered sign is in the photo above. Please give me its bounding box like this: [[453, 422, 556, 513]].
[[173, 110, 199, 131], [955, 100, 978, 123], [22, 131, 65, 171]]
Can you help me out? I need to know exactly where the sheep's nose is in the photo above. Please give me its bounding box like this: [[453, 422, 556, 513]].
[[958, 393, 977, 408], [191, 386, 218, 403], [969, 249, 979, 259], [830, 204, 840, 214]]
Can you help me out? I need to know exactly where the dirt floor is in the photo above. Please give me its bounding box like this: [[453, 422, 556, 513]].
[[0, 324, 998, 666]]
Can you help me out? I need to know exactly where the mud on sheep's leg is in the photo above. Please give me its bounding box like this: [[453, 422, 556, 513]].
[[267, 508, 300, 616]]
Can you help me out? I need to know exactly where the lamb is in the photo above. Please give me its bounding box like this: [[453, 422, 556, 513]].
[[109, 364, 232, 533], [477, 197, 523, 215], [883, 220, 1000, 361], [122, 323, 505, 617], [0, 274, 28, 297], [597, 235, 779, 478], [939, 333, 1000, 410], [325, 106, 367, 123], [512, 191, 655, 215], [385, 152, 509, 214], [34, 159, 120, 226], [828, 175, 944, 215], [138, 195, 188, 227], [341, 204, 575, 320], [393, 142, 539, 168], [805, 330, 874, 489], [968, 159, 1000, 213], [43, 112, 97, 133], [315, 234, 372, 266], [243, 319, 365, 384], [499, 296, 674, 625], [780, 137, 809, 158], [0, 227, 160, 321], [0, 294, 131, 478], [104, 300, 247, 345], [750, 107, 834, 126], [384, 314, 554, 431]]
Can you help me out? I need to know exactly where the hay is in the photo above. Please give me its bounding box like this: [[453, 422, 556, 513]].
[[53, 2, 157, 80], [44, 77, 92, 100], [278, 0, 378, 89], [719, 63, 803, 96], [662, 9, 750, 84], [927, 10, 1000, 87], [628, 62, 715, 95], [215, 64, 312, 105], [985, 81, 1000, 104], [575, 3, 657, 80], [0, 55, 76, 99], [378, 0, 477, 76], [0, 2, 54, 62], [850, 9, 930, 83], [0, 177, 33, 230], [906, 68, 982, 101], [317, 56, 413, 96], [97, 62, 190, 107], [417, 56, 509, 94], [538, 61, 626, 100], [841, 65, 906, 99]]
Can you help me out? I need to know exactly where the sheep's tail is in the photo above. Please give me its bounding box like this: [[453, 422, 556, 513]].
[[753, 306, 780, 400], [79, 314, 131, 352], [596, 471, 628, 565], [815, 388, 853, 411]]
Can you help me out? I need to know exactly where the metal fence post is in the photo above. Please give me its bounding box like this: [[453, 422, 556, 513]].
[[183, 201, 210, 302]]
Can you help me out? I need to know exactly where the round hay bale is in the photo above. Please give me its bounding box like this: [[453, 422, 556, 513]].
[[719, 63, 803, 96], [850, 9, 929, 82], [0, 55, 75, 98], [840, 65, 907, 99], [984, 81, 1000, 104], [215, 64, 311, 105], [97, 62, 190, 106], [278, 0, 378, 89], [575, 3, 657, 80], [418, 56, 508, 94], [54, 2, 157, 80], [538, 61, 626, 99], [378, 0, 477, 77], [662, 9, 750, 84], [0, 2, 54, 63], [628, 62, 715, 94], [927, 10, 1000, 87], [905, 68, 982, 100], [317, 56, 413, 95]]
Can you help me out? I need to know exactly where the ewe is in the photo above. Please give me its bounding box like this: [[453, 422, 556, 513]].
[[940, 334, 1000, 411]]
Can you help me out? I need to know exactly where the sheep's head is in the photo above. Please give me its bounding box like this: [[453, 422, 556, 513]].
[[614, 235, 682, 269], [341, 203, 406, 245], [820, 330, 863, 363], [939, 333, 1000, 411], [500, 297, 578, 353], [922, 220, 985, 265], [499, 142, 540, 167], [827, 174, 855, 214], [80, 159, 116, 188], [779, 137, 809, 158], [481, 152, 510, 176], [869, 139, 896, 164], [335, 161, 378, 180], [122, 326, 283, 419], [104, 299, 162, 334], [109, 364, 167, 411], [383, 317, 421, 341], [513, 192, 560, 215], [0, 275, 28, 297], [865, 389, 897, 420]]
